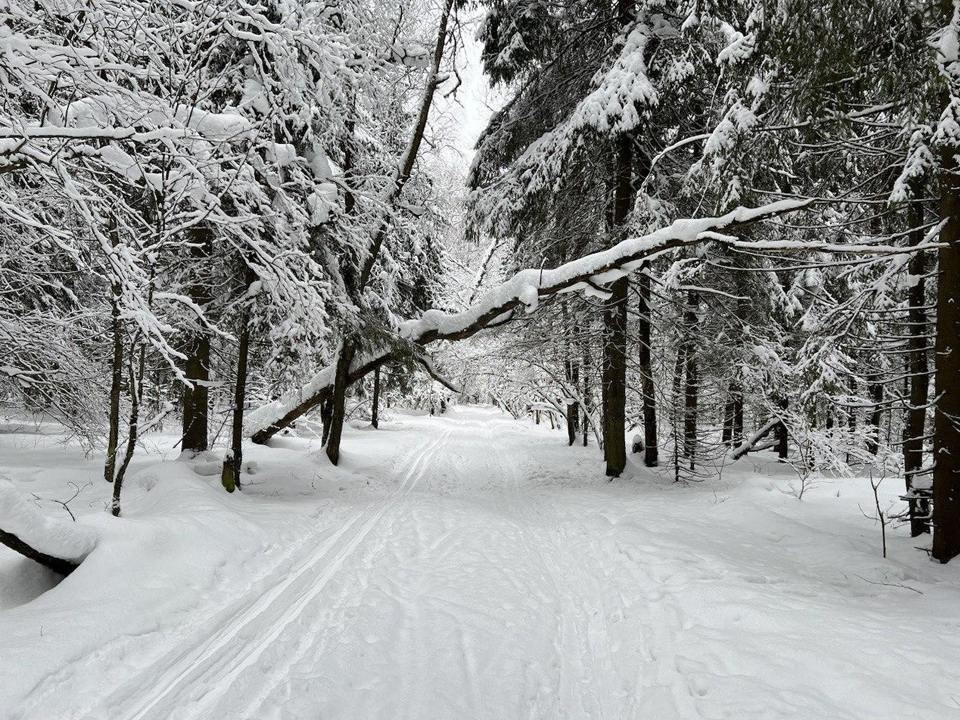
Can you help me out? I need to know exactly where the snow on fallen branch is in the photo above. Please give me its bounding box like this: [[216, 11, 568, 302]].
[[248, 200, 801, 441], [0, 479, 98, 575], [729, 418, 782, 461], [249, 197, 930, 443]]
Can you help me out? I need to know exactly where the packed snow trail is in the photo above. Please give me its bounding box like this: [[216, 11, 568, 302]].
[[5, 406, 960, 719]]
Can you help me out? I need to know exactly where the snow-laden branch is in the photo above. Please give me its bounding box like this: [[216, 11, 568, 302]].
[[248, 198, 809, 442]]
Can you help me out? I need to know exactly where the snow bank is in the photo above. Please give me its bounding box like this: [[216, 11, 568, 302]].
[[0, 479, 97, 563]]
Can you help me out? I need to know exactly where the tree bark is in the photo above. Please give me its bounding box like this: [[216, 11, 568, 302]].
[[733, 392, 744, 445], [566, 355, 580, 447], [325, 341, 356, 466], [638, 270, 658, 467], [181, 225, 213, 454], [582, 339, 591, 447], [933, 150, 960, 563], [721, 395, 734, 447], [601, 126, 634, 477], [104, 270, 123, 484], [866, 378, 883, 455], [0, 529, 78, 576], [602, 276, 629, 476], [371, 365, 381, 429], [111, 352, 143, 516], [228, 270, 255, 492], [904, 199, 930, 536], [683, 293, 699, 464]]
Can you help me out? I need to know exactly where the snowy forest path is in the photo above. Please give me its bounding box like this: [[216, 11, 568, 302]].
[[9, 405, 959, 720]]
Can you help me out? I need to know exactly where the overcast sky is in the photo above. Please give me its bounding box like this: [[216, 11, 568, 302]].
[[434, 12, 503, 167]]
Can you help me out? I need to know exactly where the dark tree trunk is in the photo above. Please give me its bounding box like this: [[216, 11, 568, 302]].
[[600, 129, 634, 477], [320, 395, 333, 445], [0, 529, 78, 575], [182, 337, 210, 452], [371, 366, 381, 429], [904, 200, 931, 536], [776, 423, 788, 460], [104, 272, 123, 484], [775, 399, 789, 460], [733, 386, 744, 446], [933, 151, 960, 563], [564, 315, 580, 446], [683, 293, 699, 463], [721, 395, 734, 447], [181, 225, 213, 454], [112, 350, 144, 516], [638, 271, 658, 467], [602, 276, 629, 476], [325, 341, 356, 466], [582, 340, 591, 447], [867, 379, 883, 455], [227, 271, 254, 493], [671, 340, 686, 456]]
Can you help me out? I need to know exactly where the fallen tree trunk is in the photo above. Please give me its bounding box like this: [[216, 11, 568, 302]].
[[0, 528, 79, 575], [251, 198, 931, 444], [729, 418, 782, 461], [0, 480, 97, 575]]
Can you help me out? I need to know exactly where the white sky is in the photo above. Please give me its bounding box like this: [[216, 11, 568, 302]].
[[434, 11, 503, 168]]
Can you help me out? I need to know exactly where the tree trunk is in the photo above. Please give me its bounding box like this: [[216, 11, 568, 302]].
[[866, 378, 883, 455], [356, 0, 455, 292], [228, 272, 254, 492], [904, 199, 930, 536], [0, 529, 78, 576], [566, 356, 580, 447], [181, 225, 213, 454], [671, 339, 686, 460], [683, 293, 699, 464], [325, 341, 356, 466], [564, 311, 580, 447], [733, 385, 744, 446], [371, 365, 381, 429], [582, 340, 591, 447], [638, 270, 658, 467], [111, 351, 144, 516], [721, 395, 734, 447], [933, 150, 960, 563], [602, 277, 629, 477], [320, 395, 333, 445], [776, 422, 788, 460], [104, 271, 123, 484]]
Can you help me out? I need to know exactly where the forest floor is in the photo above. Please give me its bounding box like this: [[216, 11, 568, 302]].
[[0, 405, 958, 720]]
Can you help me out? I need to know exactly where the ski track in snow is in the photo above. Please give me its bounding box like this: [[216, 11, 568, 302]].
[[86, 429, 450, 720], [6, 406, 960, 719]]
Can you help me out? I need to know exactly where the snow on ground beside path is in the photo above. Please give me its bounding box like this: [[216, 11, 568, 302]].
[[0, 406, 958, 719]]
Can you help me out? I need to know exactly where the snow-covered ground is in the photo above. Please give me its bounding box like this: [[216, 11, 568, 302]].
[[1, 406, 958, 719]]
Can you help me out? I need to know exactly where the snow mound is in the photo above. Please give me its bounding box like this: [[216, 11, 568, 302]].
[[0, 479, 98, 562]]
